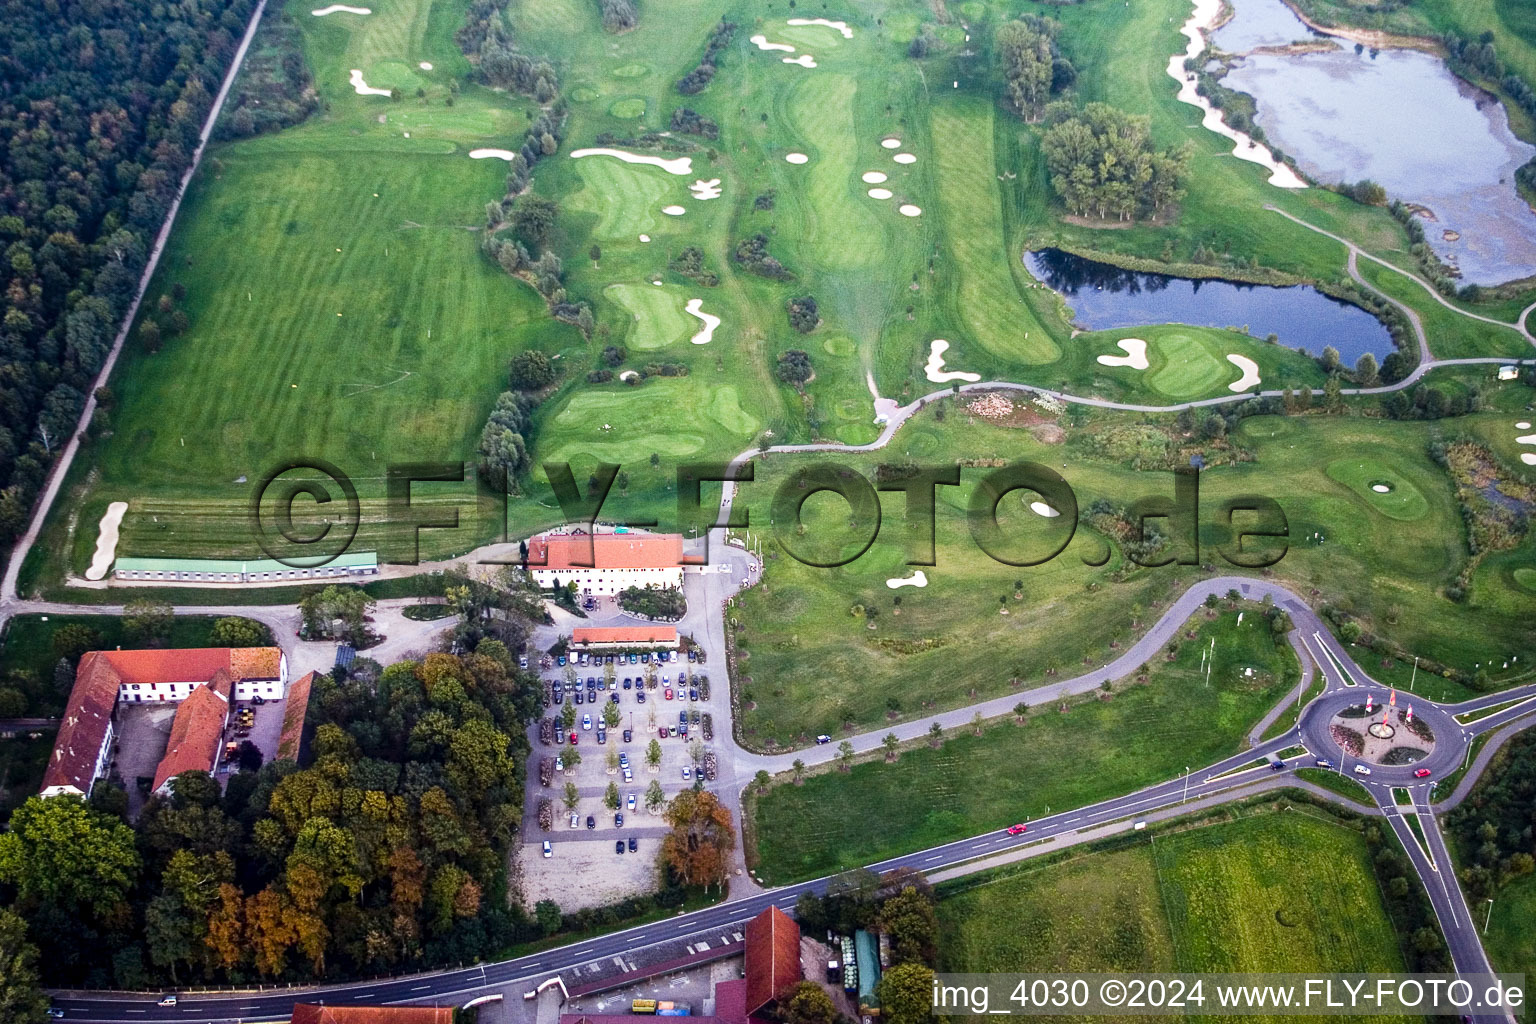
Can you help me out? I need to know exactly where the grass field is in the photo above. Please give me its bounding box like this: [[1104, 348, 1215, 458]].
[[1323, 457, 1431, 521], [938, 808, 1412, 1017], [748, 608, 1299, 882]]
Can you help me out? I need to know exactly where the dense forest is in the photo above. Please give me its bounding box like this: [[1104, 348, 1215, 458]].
[[1448, 732, 1536, 902], [0, 0, 256, 551], [1040, 102, 1190, 222]]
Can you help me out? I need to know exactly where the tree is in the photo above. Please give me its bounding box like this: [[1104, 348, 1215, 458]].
[[928, 721, 943, 746], [775, 349, 813, 384], [780, 980, 839, 1024], [1040, 103, 1190, 222], [0, 909, 50, 1024], [0, 797, 140, 918], [645, 779, 666, 812], [605, 781, 620, 810], [51, 623, 101, 663], [883, 733, 899, 760], [561, 702, 577, 731], [792, 758, 805, 783], [754, 769, 771, 792], [1355, 351, 1379, 385], [838, 740, 854, 770], [535, 898, 562, 935], [602, 701, 622, 729], [208, 616, 272, 647], [995, 19, 1056, 120], [647, 738, 663, 769], [563, 781, 579, 812], [660, 789, 735, 889], [123, 598, 174, 646], [509, 349, 556, 390], [880, 962, 937, 1024], [878, 885, 938, 966], [511, 196, 559, 246], [589, 244, 601, 264], [1320, 345, 1341, 373]]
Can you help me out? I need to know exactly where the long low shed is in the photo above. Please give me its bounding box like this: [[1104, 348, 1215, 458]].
[[113, 551, 379, 583]]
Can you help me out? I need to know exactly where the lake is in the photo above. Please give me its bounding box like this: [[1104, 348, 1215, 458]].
[[1024, 249, 1398, 365]]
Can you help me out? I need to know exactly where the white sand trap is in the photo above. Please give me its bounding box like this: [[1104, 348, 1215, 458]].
[[783, 55, 818, 67], [1226, 353, 1262, 391], [638, 234, 651, 242], [419, 62, 433, 70], [1029, 501, 1061, 518], [85, 501, 129, 581], [1371, 484, 1392, 493], [785, 152, 809, 164], [1516, 434, 1536, 445], [861, 171, 888, 183], [1167, 0, 1305, 189], [899, 204, 922, 217], [662, 205, 686, 215], [788, 17, 853, 38], [685, 299, 721, 345], [1517, 421, 1531, 429], [881, 138, 901, 149], [886, 570, 928, 589], [1523, 453, 1536, 465], [1097, 337, 1150, 370], [750, 34, 796, 52], [469, 148, 517, 160], [349, 69, 392, 96], [312, 4, 369, 13], [689, 178, 722, 200], [569, 147, 693, 176], [924, 339, 980, 383], [893, 152, 917, 164], [619, 370, 639, 382], [867, 188, 893, 199]]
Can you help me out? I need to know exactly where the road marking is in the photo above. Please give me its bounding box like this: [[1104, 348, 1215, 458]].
[[924, 855, 941, 862], [411, 985, 431, 992]]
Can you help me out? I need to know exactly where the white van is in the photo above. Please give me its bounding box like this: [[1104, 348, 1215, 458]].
[[569, 813, 580, 828]]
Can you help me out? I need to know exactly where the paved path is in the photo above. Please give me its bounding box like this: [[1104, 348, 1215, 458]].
[[0, 0, 270, 606]]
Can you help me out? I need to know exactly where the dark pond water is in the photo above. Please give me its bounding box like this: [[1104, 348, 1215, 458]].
[[1024, 249, 1397, 364]]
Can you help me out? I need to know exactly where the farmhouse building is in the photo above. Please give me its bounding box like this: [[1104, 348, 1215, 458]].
[[41, 647, 289, 799], [528, 532, 685, 595]]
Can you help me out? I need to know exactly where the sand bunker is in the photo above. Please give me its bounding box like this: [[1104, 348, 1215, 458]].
[[685, 299, 721, 345], [785, 152, 809, 164], [886, 570, 928, 589], [570, 147, 693, 176], [1371, 484, 1392, 493], [861, 171, 888, 183], [689, 178, 722, 200], [619, 370, 639, 382], [419, 62, 433, 70], [469, 148, 517, 160], [867, 188, 893, 199], [783, 55, 818, 67], [1029, 501, 1061, 518], [1167, 0, 1305, 189], [750, 34, 796, 52], [893, 152, 917, 164], [312, 3, 370, 13], [662, 205, 686, 215], [1226, 353, 1262, 391], [1096, 337, 1150, 370], [1517, 421, 1531, 429], [349, 69, 392, 96], [788, 17, 854, 38], [85, 501, 129, 582], [638, 234, 651, 242], [1516, 434, 1536, 445], [924, 339, 980, 383], [1523, 453, 1536, 465], [899, 204, 922, 217], [881, 138, 902, 149]]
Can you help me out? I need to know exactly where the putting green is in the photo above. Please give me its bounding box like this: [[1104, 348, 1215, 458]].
[[704, 386, 760, 435], [604, 283, 692, 349], [778, 24, 846, 50], [608, 97, 646, 119], [1324, 459, 1429, 521], [1147, 332, 1226, 398], [610, 62, 650, 78], [822, 335, 857, 357], [569, 86, 600, 102], [1514, 567, 1536, 594], [568, 159, 675, 239]]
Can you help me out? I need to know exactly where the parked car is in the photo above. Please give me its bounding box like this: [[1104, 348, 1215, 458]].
[[628, 836, 637, 852], [682, 766, 692, 780], [586, 815, 596, 829], [1005, 824, 1028, 835], [615, 813, 624, 827], [611, 693, 620, 704], [582, 714, 592, 731], [664, 688, 674, 700], [615, 840, 625, 854], [678, 710, 687, 725], [1353, 764, 1373, 776], [569, 732, 578, 745], [629, 653, 638, 664], [623, 729, 633, 743], [627, 793, 636, 810], [555, 756, 564, 772], [687, 649, 696, 662], [815, 734, 832, 744], [519, 656, 529, 669], [542, 840, 553, 858], [623, 678, 632, 689], [1414, 768, 1432, 778], [619, 753, 629, 767], [596, 729, 606, 744], [636, 691, 646, 704], [557, 655, 566, 666], [659, 727, 669, 739], [574, 690, 584, 705], [570, 813, 580, 829], [622, 768, 633, 783]]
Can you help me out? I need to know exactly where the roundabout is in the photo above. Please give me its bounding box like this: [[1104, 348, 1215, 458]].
[[1299, 688, 1463, 784]]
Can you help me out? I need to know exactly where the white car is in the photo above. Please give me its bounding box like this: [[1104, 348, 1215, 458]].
[[1353, 764, 1373, 776], [582, 714, 593, 731], [627, 794, 636, 810], [682, 766, 692, 780], [555, 756, 564, 772], [569, 813, 580, 829], [542, 840, 553, 858]]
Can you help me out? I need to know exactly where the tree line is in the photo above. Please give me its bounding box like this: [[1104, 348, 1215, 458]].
[[993, 14, 1075, 121], [0, 0, 258, 552]]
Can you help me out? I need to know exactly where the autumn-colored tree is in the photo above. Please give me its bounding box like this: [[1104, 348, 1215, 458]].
[[245, 887, 297, 977], [203, 883, 247, 971], [660, 789, 735, 889]]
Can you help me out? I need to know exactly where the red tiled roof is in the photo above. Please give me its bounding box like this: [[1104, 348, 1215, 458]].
[[290, 1005, 452, 1024], [530, 534, 684, 571], [152, 669, 232, 792], [41, 652, 120, 794], [744, 906, 801, 1015], [277, 671, 314, 762], [572, 626, 679, 645], [42, 647, 282, 795]]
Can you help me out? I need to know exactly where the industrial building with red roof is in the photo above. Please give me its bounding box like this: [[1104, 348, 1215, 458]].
[[528, 532, 685, 595], [571, 626, 679, 650], [289, 1004, 452, 1024]]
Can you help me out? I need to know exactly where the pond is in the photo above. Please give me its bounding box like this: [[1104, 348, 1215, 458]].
[[1024, 249, 1398, 365], [1212, 0, 1320, 53], [1216, 0, 1536, 285]]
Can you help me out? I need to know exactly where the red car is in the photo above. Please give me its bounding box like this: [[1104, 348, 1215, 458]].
[[1005, 823, 1028, 835], [569, 732, 578, 745], [1414, 768, 1432, 778], [659, 727, 668, 739], [665, 688, 674, 700]]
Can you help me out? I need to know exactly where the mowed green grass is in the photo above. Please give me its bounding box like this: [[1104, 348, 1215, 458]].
[[939, 811, 1410, 1005], [748, 609, 1299, 882], [1079, 324, 1327, 401], [1147, 331, 1230, 398], [568, 158, 680, 240], [1324, 458, 1430, 521], [605, 283, 695, 349], [782, 73, 886, 272]]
